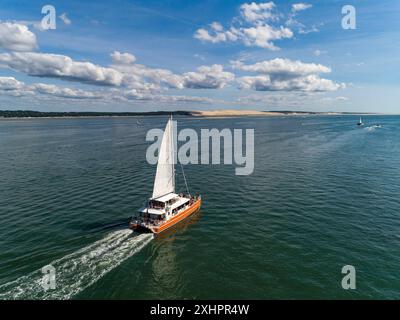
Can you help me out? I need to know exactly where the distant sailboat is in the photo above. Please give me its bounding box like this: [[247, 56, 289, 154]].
[[129, 116, 201, 234], [357, 117, 364, 126]]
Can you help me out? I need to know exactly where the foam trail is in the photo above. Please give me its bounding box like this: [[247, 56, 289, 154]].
[[365, 126, 375, 132], [0, 230, 153, 300]]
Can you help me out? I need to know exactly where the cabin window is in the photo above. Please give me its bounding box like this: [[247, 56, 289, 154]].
[[149, 200, 165, 209]]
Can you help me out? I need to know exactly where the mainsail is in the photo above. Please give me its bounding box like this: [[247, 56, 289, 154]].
[[152, 117, 175, 199]]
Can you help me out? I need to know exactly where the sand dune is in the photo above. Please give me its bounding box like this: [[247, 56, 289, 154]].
[[191, 110, 282, 117]]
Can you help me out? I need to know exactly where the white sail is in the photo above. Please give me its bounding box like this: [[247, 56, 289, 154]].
[[152, 117, 175, 199]]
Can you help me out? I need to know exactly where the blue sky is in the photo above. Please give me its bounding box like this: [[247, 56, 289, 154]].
[[0, 0, 399, 112]]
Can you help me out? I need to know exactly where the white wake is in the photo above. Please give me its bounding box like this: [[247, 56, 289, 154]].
[[0, 230, 153, 300]]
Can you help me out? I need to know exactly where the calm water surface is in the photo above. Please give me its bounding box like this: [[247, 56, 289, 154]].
[[0, 115, 399, 299]]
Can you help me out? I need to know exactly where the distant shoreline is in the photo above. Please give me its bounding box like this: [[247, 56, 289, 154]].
[[0, 110, 192, 119], [0, 109, 384, 120]]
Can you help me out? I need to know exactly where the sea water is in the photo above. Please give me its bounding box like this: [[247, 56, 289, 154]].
[[0, 115, 399, 299]]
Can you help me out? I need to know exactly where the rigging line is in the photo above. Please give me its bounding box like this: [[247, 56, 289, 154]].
[[180, 162, 190, 196]]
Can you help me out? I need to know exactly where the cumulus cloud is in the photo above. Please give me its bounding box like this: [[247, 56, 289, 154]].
[[111, 62, 184, 90], [110, 52, 234, 90], [194, 2, 293, 50], [182, 64, 235, 89], [0, 52, 123, 86], [0, 22, 37, 51], [0, 76, 100, 99], [110, 51, 136, 65], [122, 90, 217, 103], [59, 13, 71, 26], [241, 24, 292, 50], [240, 1, 277, 23], [194, 23, 239, 44], [109, 50, 187, 90], [233, 58, 331, 78], [31, 83, 101, 99], [0, 76, 32, 97], [0, 75, 222, 104], [292, 3, 312, 12], [195, 22, 292, 51], [234, 58, 343, 92], [0, 76, 25, 91], [238, 74, 342, 92], [0, 48, 236, 93]]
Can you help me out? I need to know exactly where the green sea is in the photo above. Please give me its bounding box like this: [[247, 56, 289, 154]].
[[0, 115, 399, 299]]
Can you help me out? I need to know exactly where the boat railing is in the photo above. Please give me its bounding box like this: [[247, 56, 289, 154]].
[[139, 218, 163, 226]]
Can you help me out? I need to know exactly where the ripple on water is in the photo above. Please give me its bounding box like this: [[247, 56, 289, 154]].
[[1, 116, 400, 299]]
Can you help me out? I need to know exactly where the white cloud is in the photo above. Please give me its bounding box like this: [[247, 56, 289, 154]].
[[0, 76, 25, 91], [194, 23, 239, 44], [0, 48, 236, 93], [0, 76, 33, 97], [240, 24, 292, 50], [292, 3, 312, 12], [195, 23, 292, 50], [0, 76, 221, 105], [122, 90, 217, 103], [194, 2, 293, 50], [298, 23, 322, 34], [111, 52, 234, 90], [59, 13, 71, 26], [0, 22, 37, 51], [234, 58, 343, 92], [237, 74, 342, 92], [0, 76, 100, 99], [111, 61, 184, 89], [210, 22, 224, 32], [31, 83, 101, 99], [0, 52, 123, 86], [182, 64, 235, 89], [109, 50, 186, 90], [233, 58, 331, 78], [110, 51, 136, 65], [240, 2, 277, 23], [286, 3, 319, 34]]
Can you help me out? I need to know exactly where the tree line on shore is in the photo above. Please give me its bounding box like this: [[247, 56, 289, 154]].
[[0, 110, 193, 118]]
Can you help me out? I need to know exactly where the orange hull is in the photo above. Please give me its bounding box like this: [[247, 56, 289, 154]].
[[151, 198, 202, 234]]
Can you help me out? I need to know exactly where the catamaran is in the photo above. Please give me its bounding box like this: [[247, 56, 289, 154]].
[[129, 116, 201, 234]]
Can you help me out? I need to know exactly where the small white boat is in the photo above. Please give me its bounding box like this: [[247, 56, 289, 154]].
[[357, 117, 364, 126], [129, 116, 201, 234]]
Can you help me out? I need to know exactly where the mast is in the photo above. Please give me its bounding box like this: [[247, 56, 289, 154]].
[[171, 114, 175, 193]]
